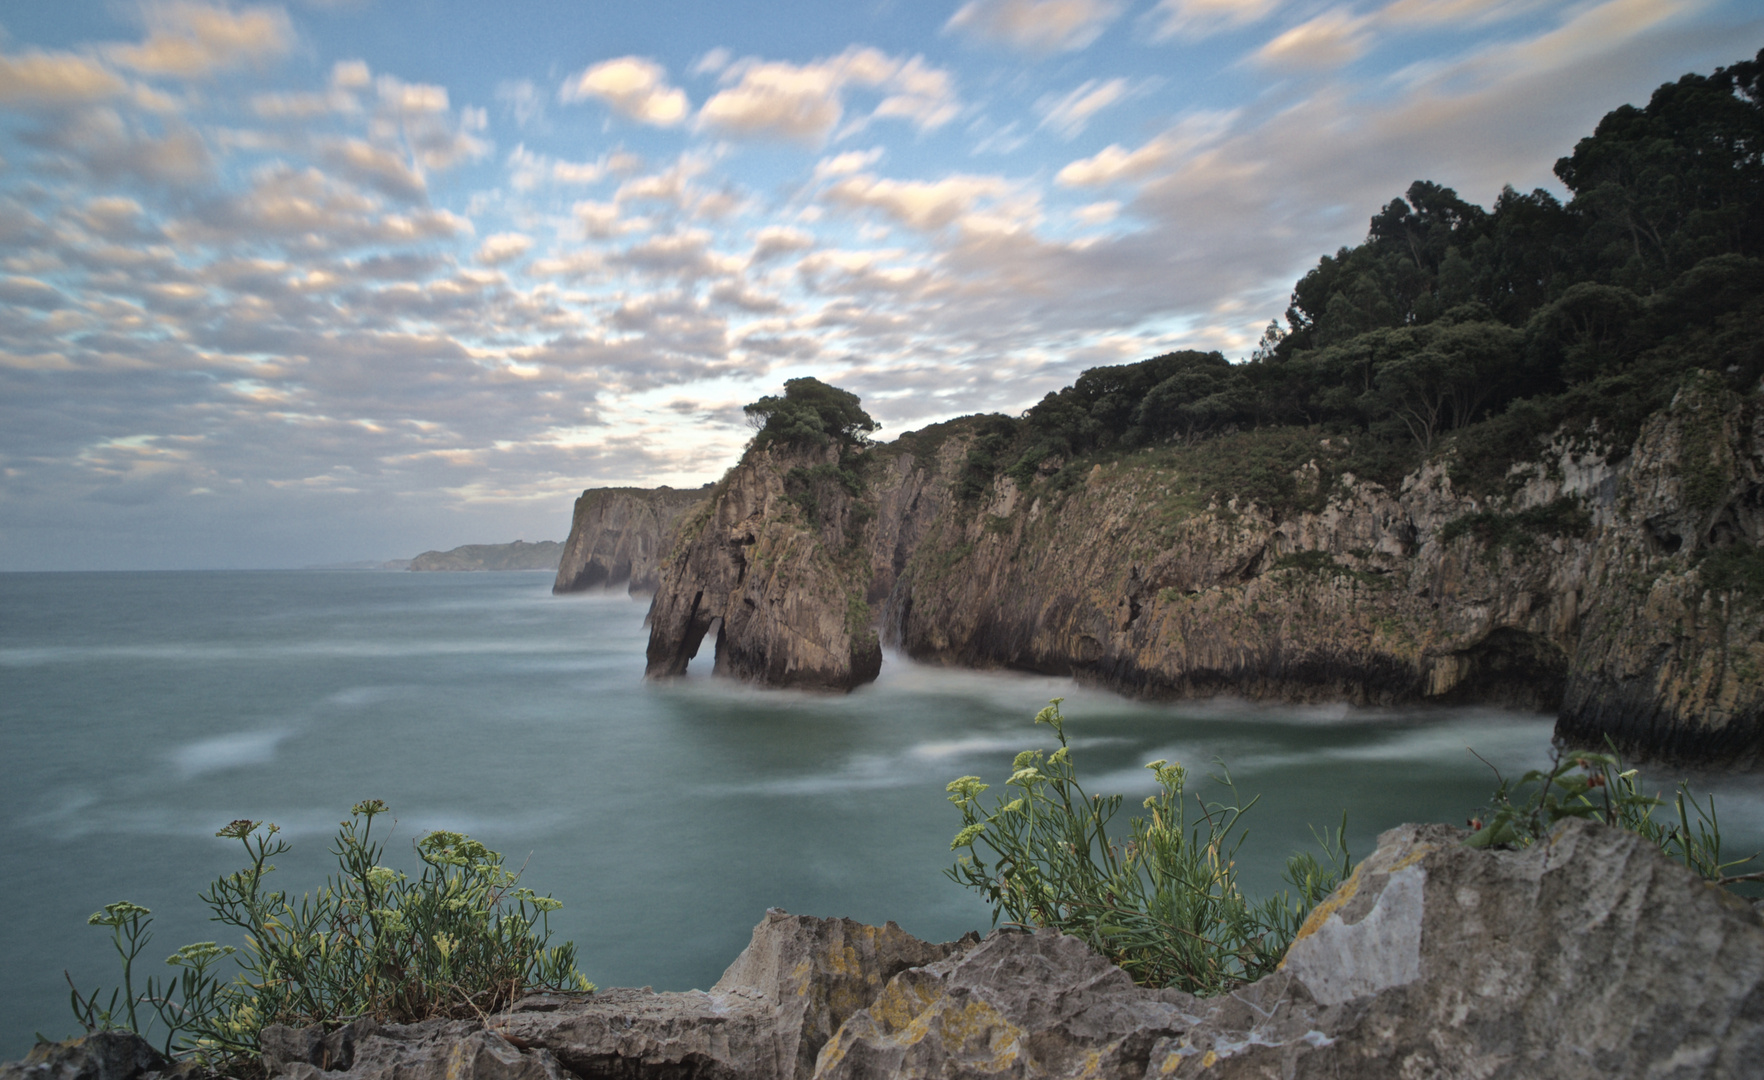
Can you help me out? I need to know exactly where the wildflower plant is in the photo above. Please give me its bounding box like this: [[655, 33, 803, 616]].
[[1467, 749, 1763, 889], [69, 800, 592, 1062], [946, 700, 1350, 996]]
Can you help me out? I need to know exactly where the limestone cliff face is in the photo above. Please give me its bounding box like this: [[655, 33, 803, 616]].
[[1559, 378, 1764, 760], [645, 384, 1764, 762], [643, 432, 970, 689], [553, 485, 710, 595]]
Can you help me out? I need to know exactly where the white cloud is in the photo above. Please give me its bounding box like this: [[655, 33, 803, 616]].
[[495, 78, 546, 129], [751, 225, 816, 261], [322, 138, 425, 200], [1037, 78, 1130, 138], [1146, 0, 1283, 40], [815, 148, 886, 179], [872, 57, 961, 130], [107, 3, 293, 78], [697, 57, 846, 141], [553, 159, 605, 183], [0, 51, 128, 107], [1073, 200, 1121, 225], [562, 57, 689, 126], [1253, 9, 1375, 69], [1055, 111, 1235, 186], [476, 232, 533, 266], [1376, 0, 1551, 27], [376, 75, 449, 114], [697, 48, 961, 142], [692, 47, 732, 76], [573, 201, 625, 238], [331, 59, 371, 89], [823, 173, 1016, 232], [945, 0, 1125, 53]]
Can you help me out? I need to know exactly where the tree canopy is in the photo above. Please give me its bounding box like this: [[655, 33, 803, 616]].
[[966, 49, 1764, 492], [744, 377, 880, 451]]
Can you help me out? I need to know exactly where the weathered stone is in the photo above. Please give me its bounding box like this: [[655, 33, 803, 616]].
[[0, 1034, 169, 1080], [261, 1017, 378, 1074], [644, 433, 968, 690], [643, 376, 1764, 762], [815, 929, 1197, 1080], [554, 486, 711, 596], [248, 912, 971, 1080], [816, 819, 1764, 1079], [269, 1021, 572, 1080]]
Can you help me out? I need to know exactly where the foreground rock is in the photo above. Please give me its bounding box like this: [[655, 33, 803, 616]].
[[103, 819, 1739, 1080], [554, 486, 711, 596], [0, 1032, 175, 1080]]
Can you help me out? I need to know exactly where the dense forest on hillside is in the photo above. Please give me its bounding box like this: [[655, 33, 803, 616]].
[[940, 49, 1763, 517]]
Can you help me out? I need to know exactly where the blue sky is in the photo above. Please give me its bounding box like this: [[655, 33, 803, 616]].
[[1, 0, 1758, 569]]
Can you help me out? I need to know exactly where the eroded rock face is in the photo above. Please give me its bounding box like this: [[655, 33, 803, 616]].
[[208, 820, 1764, 1080], [642, 379, 1763, 760], [553, 487, 711, 596], [643, 434, 968, 690], [1560, 377, 1764, 762]]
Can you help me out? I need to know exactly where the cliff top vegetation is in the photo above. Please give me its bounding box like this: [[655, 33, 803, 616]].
[[942, 48, 1764, 513], [744, 377, 880, 452]]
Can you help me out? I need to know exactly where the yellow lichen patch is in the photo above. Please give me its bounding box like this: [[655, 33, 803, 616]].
[[1278, 862, 1365, 967], [909, 997, 1023, 1071], [869, 979, 941, 1035], [1158, 1049, 1185, 1075], [816, 1028, 850, 1071], [1202, 1049, 1217, 1068], [791, 958, 813, 995], [1388, 843, 1436, 872]]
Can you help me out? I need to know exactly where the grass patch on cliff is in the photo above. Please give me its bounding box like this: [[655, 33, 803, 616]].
[[1438, 497, 1592, 552], [946, 701, 1349, 996], [1696, 543, 1764, 593], [69, 802, 589, 1063], [1468, 750, 1762, 892], [1270, 550, 1393, 588]]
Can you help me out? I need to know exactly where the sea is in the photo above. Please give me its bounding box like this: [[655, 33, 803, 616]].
[[4, 569, 1763, 1058]]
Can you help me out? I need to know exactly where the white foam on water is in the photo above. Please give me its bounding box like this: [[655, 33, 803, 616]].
[[169, 729, 294, 779]]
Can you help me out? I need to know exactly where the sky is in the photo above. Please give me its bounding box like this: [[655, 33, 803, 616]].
[[0, 0, 1758, 569]]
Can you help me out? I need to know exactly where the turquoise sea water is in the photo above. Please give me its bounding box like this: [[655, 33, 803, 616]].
[[3, 570, 1761, 1058]]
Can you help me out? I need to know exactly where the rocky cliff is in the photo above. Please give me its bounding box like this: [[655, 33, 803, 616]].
[[553, 486, 711, 596], [21, 819, 1760, 1080], [646, 378, 1764, 764]]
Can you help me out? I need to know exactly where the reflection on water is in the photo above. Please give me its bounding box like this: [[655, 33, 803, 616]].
[[2, 570, 1760, 1059]]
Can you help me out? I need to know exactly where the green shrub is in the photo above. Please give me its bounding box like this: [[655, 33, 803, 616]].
[[1438, 497, 1591, 550], [1697, 543, 1764, 593], [69, 801, 591, 1062], [945, 701, 1349, 995], [1466, 750, 1761, 889]]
